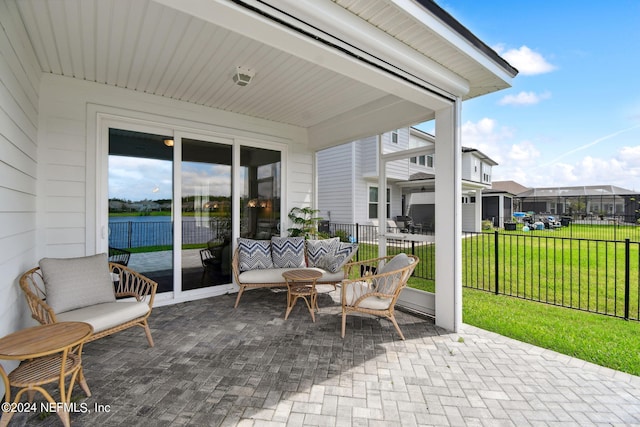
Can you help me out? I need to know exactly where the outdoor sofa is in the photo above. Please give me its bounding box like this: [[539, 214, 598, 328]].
[[232, 236, 358, 307], [19, 253, 157, 347]]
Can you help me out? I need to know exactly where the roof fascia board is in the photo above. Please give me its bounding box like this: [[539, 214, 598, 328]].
[[392, 0, 517, 82], [154, 0, 453, 111], [254, 0, 470, 97]]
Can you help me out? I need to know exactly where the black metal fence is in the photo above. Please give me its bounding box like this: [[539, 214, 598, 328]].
[[463, 231, 640, 321], [109, 219, 639, 321], [109, 218, 230, 249]]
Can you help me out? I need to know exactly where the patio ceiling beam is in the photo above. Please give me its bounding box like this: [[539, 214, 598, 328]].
[[381, 146, 435, 163]]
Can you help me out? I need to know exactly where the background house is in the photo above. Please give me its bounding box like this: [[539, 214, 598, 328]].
[[317, 127, 498, 232], [485, 181, 640, 226]]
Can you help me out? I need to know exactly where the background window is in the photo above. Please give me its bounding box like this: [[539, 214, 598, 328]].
[[369, 187, 391, 218]]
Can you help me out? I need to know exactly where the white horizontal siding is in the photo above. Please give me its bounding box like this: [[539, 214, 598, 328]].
[[317, 143, 354, 223], [0, 0, 42, 350]]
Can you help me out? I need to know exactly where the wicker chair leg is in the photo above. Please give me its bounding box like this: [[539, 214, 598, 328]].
[[234, 286, 246, 308], [389, 315, 405, 340], [341, 311, 347, 338], [142, 321, 154, 347]]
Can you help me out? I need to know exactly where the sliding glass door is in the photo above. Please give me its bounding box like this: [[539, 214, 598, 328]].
[[108, 129, 174, 293], [107, 126, 282, 296], [181, 138, 232, 290]]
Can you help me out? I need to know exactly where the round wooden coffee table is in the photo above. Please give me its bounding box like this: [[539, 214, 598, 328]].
[[0, 322, 93, 427], [282, 269, 323, 322]]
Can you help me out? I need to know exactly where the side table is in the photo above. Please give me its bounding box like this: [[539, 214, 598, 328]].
[[282, 269, 323, 322], [0, 322, 93, 427]]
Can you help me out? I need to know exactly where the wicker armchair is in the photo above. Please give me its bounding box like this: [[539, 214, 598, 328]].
[[341, 254, 419, 340], [20, 262, 157, 347], [108, 246, 131, 266]]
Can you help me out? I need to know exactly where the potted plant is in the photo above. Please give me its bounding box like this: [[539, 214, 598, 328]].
[[287, 207, 323, 239]]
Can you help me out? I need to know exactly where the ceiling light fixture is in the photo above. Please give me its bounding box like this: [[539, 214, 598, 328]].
[[163, 139, 174, 147], [232, 66, 255, 87]]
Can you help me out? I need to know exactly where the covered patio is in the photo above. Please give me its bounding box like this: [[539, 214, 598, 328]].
[[1, 0, 519, 336], [7, 290, 640, 426]]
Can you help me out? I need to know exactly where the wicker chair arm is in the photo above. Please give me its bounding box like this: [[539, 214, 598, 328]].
[[109, 262, 157, 307], [19, 267, 58, 325]]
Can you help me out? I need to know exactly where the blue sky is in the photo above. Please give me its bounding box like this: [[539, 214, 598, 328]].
[[430, 1, 640, 190]]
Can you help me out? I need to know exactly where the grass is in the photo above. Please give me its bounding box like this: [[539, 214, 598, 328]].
[[462, 288, 640, 376]]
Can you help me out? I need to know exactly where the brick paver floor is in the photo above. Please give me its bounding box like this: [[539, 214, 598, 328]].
[[6, 286, 640, 426]]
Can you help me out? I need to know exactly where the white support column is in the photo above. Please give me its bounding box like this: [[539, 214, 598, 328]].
[[377, 134, 387, 258], [475, 188, 483, 232], [498, 195, 505, 228], [434, 100, 462, 332]]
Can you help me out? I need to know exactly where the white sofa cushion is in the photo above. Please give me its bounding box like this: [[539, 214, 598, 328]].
[[237, 267, 344, 284], [343, 281, 392, 310], [306, 238, 339, 267], [56, 301, 150, 333], [39, 253, 116, 314], [271, 237, 306, 268], [237, 238, 273, 271]]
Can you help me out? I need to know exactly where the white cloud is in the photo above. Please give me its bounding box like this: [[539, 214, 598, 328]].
[[499, 91, 551, 106], [461, 118, 515, 165], [495, 45, 556, 75], [508, 141, 540, 163], [525, 147, 640, 190]]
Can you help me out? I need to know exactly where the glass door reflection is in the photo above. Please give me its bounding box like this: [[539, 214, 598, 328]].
[[181, 138, 232, 290], [108, 129, 174, 293]]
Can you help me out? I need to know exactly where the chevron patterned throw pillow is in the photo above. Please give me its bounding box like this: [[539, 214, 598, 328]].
[[237, 238, 274, 271], [271, 237, 306, 268]]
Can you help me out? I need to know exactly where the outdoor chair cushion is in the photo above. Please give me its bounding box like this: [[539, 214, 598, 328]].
[[39, 253, 116, 314], [56, 301, 150, 333], [271, 236, 306, 268], [237, 238, 273, 271], [306, 238, 339, 267], [378, 252, 413, 274], [343, 281, 392, 310], [374, 253, 414, 292]]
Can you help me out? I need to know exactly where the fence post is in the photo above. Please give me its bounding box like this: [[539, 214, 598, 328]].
[[624, 238, 630, 320], [355, 223, 360, 261], [494, 230, 499, 295]]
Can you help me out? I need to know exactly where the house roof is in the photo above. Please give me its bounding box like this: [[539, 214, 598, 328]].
[[15, 0, 516, 150], [488, 180, 530, 195], [518, 185, 638, 198], [462, 147, 498, 166]]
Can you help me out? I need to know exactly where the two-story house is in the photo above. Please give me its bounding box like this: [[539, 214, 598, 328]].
[[317, 127, 497, 232]]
